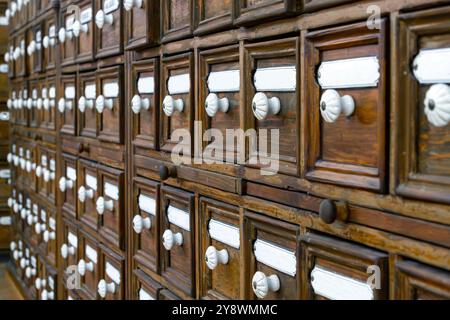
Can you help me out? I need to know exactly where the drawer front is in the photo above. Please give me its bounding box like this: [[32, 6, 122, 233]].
[[305, 20, 387, 192], [16, 83, 29, 126], [161, 0, 193, 43], [61, 218, 79, 273], [133, 269, 162, 300], [132, 177, 160, 274], [131, 59, 159, 151], [43, 19, 57, 70], [160, 53, 194, 154], [302, 0, 355, 12], [235, 0, 300, 25], [97, 65, 124, 144], [199, 45, 240, 163], [97, 165, 125, 249], [15, 33, 26, 77], [29, 24, 43, 73], [42, 206, 57, 267], [245, 38, 299, 175], [199, 198, 241, 300], [124, 0, 159, 49], [77, 159, 99, 232], [46, 149, 57, 204], [99, 248, 125, 300], [303, 233, 388, 300], [76, 0, 95, 63], [60, 153, 77, 218], [24, 144, 37, 192], [78, 71, 98, 138], [78, 232, 101, 299], [244, 211, 300, 300], [95, 0, 123, 58], [59, 74, 77, 136], [36, 146, 56, 202], [40, 78, 57, 131], [59, 9, 77, 65], [395, 260, 450, 300], [396, 7, 450, 204], [194, 0, 233, 35], [28, 79, 40, 128], [160, 186, 195, 298], [7, 42, 15, 78]]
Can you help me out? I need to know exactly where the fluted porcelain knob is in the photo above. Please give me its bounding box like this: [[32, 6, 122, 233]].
[[58, 98, 72, 113], [19, 257, 29, 269], [98, 279, 116, 298], [95, 95, 114, 113], [131, 95, 150, 114], [124, 0, 142, 11], [25, 266, 36, 278], [26, 98, 33, 109], [320, 89, 355, 123], [78, 259, 94, 276], [96, 197, 114, 215], [35, 278, 46, 290], [58, 28, 73, 43], [13, 47, 20, 60], [43, 169, 51, 182], [132, 215, 151, 234], [43, 36, 55, 48], [205, 93, 229, 117], [43, 230, 55, 242], [163, 95, 184, 116], [35, 223, 46, 235], [7, 197, 15, 208], [4, 52, 9, 62], [95, 10, 114, 29], [41, 290, 54, 300], [17, 98, 23, 109], [36, 97, 43, 109], [35, 165, 42, 177], [61, 244, 75, 259], [7, 153, 13, 163], [26, 214, 35, 226], [7, 99, 12, 109], [252, 271, 280, 299], [78, 96, 94, 113], [72, 20, 88, 37], [27, 40, 36, 56], [20, 208, 28, 219], [252, 92, 281, 120], [10, 241, 16, 251], [13, 202, 19, 213], [13, 250, 21, 260], [424, 84, 450, 127], [78, 186, 94, 203], [162, 229, 183, 251], [205, 246, 229, 270], [59, 177, 74, 192]]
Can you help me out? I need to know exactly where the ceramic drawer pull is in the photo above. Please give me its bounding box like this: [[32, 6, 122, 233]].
[[162, 229, 183, 251], [41, 290, 55, 300], [26, 98, 34, 109], [59, 177, 74, 192], [7, 99, 12, 109], [58, 28, 73, 43], [78, 96, 94, 113], [43, 169, 55, 182], [72, 20, 89, 37], [78, 259, 94, 276], [424, 84, 450, 127], [35, 278, 46, 290], [20, 208, 29, 219], [43, 97, 55, 110], [35, 165, 42, 177], [205, 246, 229, 270], [252, 92, 281, 120], [131, 95, 150, 114], [13, 47, 20, 60], [61, 244, 76, 259], [96, 197, 114, 215], [78, 186, 94, 203], [252, 271, 280, 299], [58, 98, 73, 113], [27, 40, 38, 56], [19, 257, 29, 269], [34, 223, 46, 235], [43, 35, 56, 48], [7, 197, 15, 208], [124, 0, 142, 11], [132, 215, 151, 234], [25, 266, 36, 278], [205, 93, 229, 117], [13, 250, 23, 260], [4, 52, 9, 62], [95, 95, 114, 113], [163, 95, 184, 116], [98, 279, 116, 298], [26, 214, 37, 226], [95, 10, 114, 29], [320, 89, 355, 123], [43, 230, 56, 242], [26, 161, 36, 173]]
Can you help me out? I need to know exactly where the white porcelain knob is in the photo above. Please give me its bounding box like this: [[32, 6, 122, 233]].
[[162, 229, 183, 251], [424, 84, 450, 127], [320, 89, 355, 123], [95, 10, 114, 29], [98, 279, 116, 298], [7, 99, 12, 109], [13, 250, 21, 260], [96, 197, 114, 215], [78, 96, 93, 113], [26, 97, 33, 109], [124, 0, 142, 11], [10, 241, 16, 251], [78, 259, 94, 276], [35, 278, 46, 290], [25, 266, 36, 278], [26, 214, 34, 226], [35, 165, 42, 177], [35, 223, 46, 235], [43, 230, 55, 242], [163, 95, 184, 116], [252, 92, 281, 120], [36, 97, 43, 109], [205, 93, 229, 117], [43, 35, 55, 48], [4, 52, 9, 62], [252, 271, 280, 299], [41, 290, 54, 300], [95, 95, 114, 113], [72, 20, 88, 37], [7, 197, 15, 208], [43, 169, 51, 182], [78, 186, 94, 203], [20, 208, 28, 219], [7, 153, 13, 163], [27, 40, 36, 56], [61, 244, 75, 259], [13, 202, 19, 213], [13, 47, 20, 60], [132, 215, 151, 234], [59, 177, 74, 192], [205, 246, 229, 270], [131, 95, 150, 114], [58, 28, 73, 43], [20, 257, 29, 269], [58, 98, 72, 113]]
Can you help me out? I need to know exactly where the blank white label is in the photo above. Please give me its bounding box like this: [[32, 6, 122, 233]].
[[49, 26, 56, 37], [137, 76, 155, 94], [103, 82, 119, 98], [106, 262, 121, 285], [0, 112, 10, 121], [138, 195, 156, 216], [167, 206, 190, 231], [68, 232, 78, 248], [168, 74, 190, 95], [86, 174, 97, 191], [49, 87, 56, 98], [139, 288, 155, 300], [50, 159, 56, 171], [208, 70, 240, 93], [41, 88, 47, 98], [85, 84, 96, 99], [80, 8, 92, 24], [413, 48, 450, 84], [66, 15, 75, 30], [40, 209, 46, 222], [85, 245, 97, 264], [0, 16, 8, 26], [0, 64, 8, 73], [66, 167, 76, 181], [0, 169, 10, 179], [254, 66, 297, 92], [208, 220, 240, 249], [33, 204, 38, 214], [65, 86, 76, 99], [254, 239, 297, 277], [0, 216, 11, 226], [104, 0, 119, 14], [104, 182, 119, 201], [49, 218, 56, 230], [32, 89, 38, 99]]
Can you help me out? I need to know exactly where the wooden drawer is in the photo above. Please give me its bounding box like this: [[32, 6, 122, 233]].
[[124, 0, 159, 49], [396, 7, 450, 204], [234, 0, 301, 26], [97, 164, 125, 249], [160, 185, 195, 298], [96, 65, 124, 144], [98, 246, 125, 300], [133, 268, 162, 300], [42, 18, 57, 70], [305, 20, 387, 192], [159, 288, 181, 300], [77, 159, 99, 232], [244, 211, 300, 299], [23, 143, 37, 192], [60, 218, 79, 274], [27, 23, 43, 73], [59, 7, 77, 66], [130, 58, 159, 151], [7, 42, 15, 79], [161, 0, 194, 43], [77, 71, 98, 138], [94, 0, 123, 58], [199, 197, 241, 300], [75, 0, 95, 63], [40, 77, 57, 131], [244, 38, 299, 176], [395, 260, 450, 300], [59, 74, 77, 136], [160, 53, 194, 154], [132, 177, 160, 275], [28, 79, 40, 128], [77, 231, 101, 300], [14, 32, 26, 77], [302, 233, 389, 300], [16, 83, 29, 126], [194, 0, 233, 35], [27, 200, 40, 248], [60, 153, 77, 218]]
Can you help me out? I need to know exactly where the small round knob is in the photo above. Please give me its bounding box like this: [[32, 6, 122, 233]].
[[26, 98, 33, 109], [95, 10, 114, 29], [72, 20, 88, 37], [20, 208, 28, 219], [43, 230, 55, 242], [27, 40, 36, 56], [13, 250, 21, 260], [4, 52, 9, 63], [159, 165, 177, 181], [78, 186, 94, 203], [35, 278, 46, 290], [25, 266, 36, 278], [131, 95, 150, 114], [78, 96, 94, 113], [26, 214, 34, 226], [7, 197, 15, 208], [252, 92, 281, 120], [43, 36, 49, 48], [13, 202, 19, 213], [34, 223, 45, 235], [162, 229, 183, 251], [163, 95, 184, 116], [319, 199, 337, 224], [7, 153, 13, 163], [41, 290, 54, 300], [95, 95, 113, 113], [123, 0, 142, 11], [19, 158, 26, 170], [36, 97, 43, 109], [10, 241, 16, 251], [13, 47, 20, 60], [96, 197, 114, 215], [59, 177, 74, 192], [205, 246, 229, 270], [424, 84, 450, 127], [43, 169, 51, 182], [20, 257, 29, 269], [98, 279, 116, 298], [205, 93, 229, 117], [320, 89, 355, 123], [78, 259, 94, 276], [61, 244, 75, 259], [252, 271, 280, 299], [58, 98, 72, 113], [132, 215, 151, 234], [35, 165, 42, 177], [58, 28, 73, 43]]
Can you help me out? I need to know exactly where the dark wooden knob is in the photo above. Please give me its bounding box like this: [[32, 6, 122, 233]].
[[159, 165, 176, 181], [319, 199, 337, 224]]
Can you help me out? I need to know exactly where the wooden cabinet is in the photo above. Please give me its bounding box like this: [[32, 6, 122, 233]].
[[59, 74, 77, 136], [42, 18, 57, 70], [77, 159, 99, 232], [124, 0, 159, 49], [161, 0, 194, 43], [95, 0, 123, 58]]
